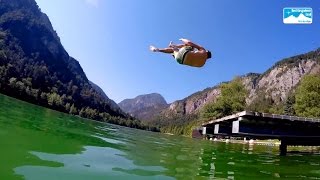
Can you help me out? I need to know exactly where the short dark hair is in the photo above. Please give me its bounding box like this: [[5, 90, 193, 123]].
[[207, 51, 212, 59]]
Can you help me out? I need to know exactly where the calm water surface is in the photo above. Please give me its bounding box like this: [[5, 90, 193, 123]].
[[0, 94, 320, 180]]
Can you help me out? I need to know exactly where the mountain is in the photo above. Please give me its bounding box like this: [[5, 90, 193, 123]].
[[0, 0, 147, 127], [118, 93, 169, 121], [283, 13, 312, 24]]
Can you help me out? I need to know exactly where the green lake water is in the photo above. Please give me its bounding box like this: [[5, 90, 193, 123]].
[[1, 94, 320, 180]]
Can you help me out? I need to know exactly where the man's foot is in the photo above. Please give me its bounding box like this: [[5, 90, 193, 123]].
[[179, 38, 191, 44], [150, 45, 159, 52]]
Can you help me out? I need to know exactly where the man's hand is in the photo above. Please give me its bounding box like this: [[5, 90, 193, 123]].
[[150, 45, 159, 52]]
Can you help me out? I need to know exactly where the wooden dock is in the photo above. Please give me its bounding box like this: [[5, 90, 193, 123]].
[[199, 111, 320, 155]]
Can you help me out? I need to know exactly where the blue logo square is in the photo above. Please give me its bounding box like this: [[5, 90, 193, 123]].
[[283, 7, 312, 24]]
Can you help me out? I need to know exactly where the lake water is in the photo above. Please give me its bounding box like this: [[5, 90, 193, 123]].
[[1, 94, 320, 180]]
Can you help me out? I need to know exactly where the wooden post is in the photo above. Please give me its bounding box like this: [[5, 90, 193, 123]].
[[232, 120, 240, 133], [202, 127, 207, 135], [214, 124, 219, 134], [280, 140, 287, 156]]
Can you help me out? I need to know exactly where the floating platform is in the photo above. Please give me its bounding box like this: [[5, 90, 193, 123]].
[[198, 111, 320, 155]]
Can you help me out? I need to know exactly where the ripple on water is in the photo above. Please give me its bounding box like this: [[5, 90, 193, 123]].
[[94, 126, 118, 132], [310, 170, 320, 175], [176, 155, 188, 161], [310, 163, 320, 166], [260, 170, 272, 175], [91, 135, 126, 145]]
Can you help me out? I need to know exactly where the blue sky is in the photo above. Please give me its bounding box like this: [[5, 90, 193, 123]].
[[35, 0, 320, 103]]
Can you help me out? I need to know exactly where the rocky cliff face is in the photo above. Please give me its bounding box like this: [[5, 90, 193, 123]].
[[118, 93, 168, 121], [166, 87, 221, 116], [161, 49, 320, 116], [248, 60, 320, 104]]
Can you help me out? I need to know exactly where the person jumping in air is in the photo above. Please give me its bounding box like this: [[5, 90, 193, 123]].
[[150, 38, 212, 67]]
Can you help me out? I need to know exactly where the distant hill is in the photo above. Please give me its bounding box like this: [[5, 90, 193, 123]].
[[118, 93, 168, 121], [0, 0, 150, 128]]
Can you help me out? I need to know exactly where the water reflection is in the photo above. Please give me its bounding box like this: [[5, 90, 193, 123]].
[[15, 147, 173, 180]]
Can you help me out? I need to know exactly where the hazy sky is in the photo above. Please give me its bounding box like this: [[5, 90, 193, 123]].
[[35, 0, 320, 103]]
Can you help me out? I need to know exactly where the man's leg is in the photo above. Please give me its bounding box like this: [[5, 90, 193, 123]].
[[150, 46, 174, 53]]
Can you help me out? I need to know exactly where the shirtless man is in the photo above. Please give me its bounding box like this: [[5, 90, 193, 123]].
[[150, 38, 212, 67]]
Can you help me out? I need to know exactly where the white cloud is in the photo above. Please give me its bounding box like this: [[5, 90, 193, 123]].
[[85, 0, 99, 7]]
